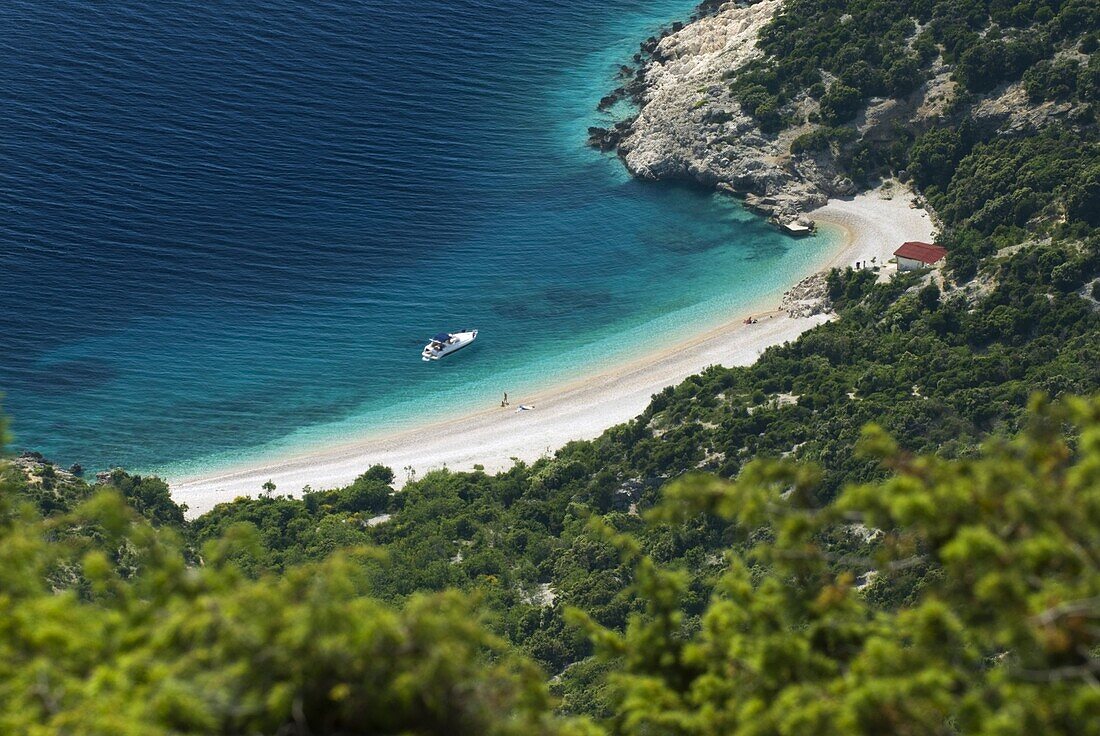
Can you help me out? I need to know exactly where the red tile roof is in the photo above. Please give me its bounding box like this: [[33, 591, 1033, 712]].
[[894, 241, 947, 264]]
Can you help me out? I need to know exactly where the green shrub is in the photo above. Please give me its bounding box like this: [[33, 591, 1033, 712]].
[[820, 82, 864, 124]]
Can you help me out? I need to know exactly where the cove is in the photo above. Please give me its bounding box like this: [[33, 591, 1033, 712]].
[[0, 0, 839, 475]]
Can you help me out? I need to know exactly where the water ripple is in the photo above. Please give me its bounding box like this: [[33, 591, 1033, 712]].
[[0, 0, 831, 474]]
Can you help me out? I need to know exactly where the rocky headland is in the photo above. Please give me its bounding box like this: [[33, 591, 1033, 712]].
[[588, 1, 959, 228]]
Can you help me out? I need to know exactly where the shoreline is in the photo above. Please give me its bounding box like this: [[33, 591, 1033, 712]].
[[169, 187, 933, 515]]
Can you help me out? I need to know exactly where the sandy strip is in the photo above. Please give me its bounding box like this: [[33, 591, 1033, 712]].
[[811, 184, 935, 278], [170, 187, 934, 514]]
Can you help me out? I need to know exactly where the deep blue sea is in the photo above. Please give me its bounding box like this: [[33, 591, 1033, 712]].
[[0, 0, 838, 476]]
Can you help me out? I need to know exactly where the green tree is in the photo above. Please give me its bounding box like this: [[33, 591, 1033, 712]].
[[572, 396, 1100, 735], [104, 469, 186, 527], [918, 282, 941, 310], [0, 482, 599, 735], [820, 82, 864, 125]]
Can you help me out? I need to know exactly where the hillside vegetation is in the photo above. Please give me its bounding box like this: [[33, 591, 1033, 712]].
[[4, 397, 1100, 734], [732, 0, 1098, 131], [3, 0, 1100, 732], [733, 0, 1098, 271]]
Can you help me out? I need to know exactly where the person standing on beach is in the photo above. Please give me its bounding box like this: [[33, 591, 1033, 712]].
[[502, 392, 509, 407]]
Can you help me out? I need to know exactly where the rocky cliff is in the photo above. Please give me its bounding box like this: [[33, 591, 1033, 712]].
[[590, 0, 1093, 232], [591, 1, 948, 226], [592, 0, 826, 225]]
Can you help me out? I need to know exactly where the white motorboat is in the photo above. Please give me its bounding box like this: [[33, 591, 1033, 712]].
[[422, 329, 478, 361]]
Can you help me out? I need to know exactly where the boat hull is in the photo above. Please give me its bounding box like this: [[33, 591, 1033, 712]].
[[422, 329, 478, 361]]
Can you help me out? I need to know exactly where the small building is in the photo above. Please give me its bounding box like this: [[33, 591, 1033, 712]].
[[894, 241, 947, 271]]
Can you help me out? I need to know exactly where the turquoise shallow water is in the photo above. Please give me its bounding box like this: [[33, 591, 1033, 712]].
[[0, 0, 840, 475]]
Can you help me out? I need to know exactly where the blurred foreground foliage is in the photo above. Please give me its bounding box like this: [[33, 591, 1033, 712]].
[[575, 394, 1100, 734], [0, 471, 582, 735], [3, 395, 1100, 733]]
